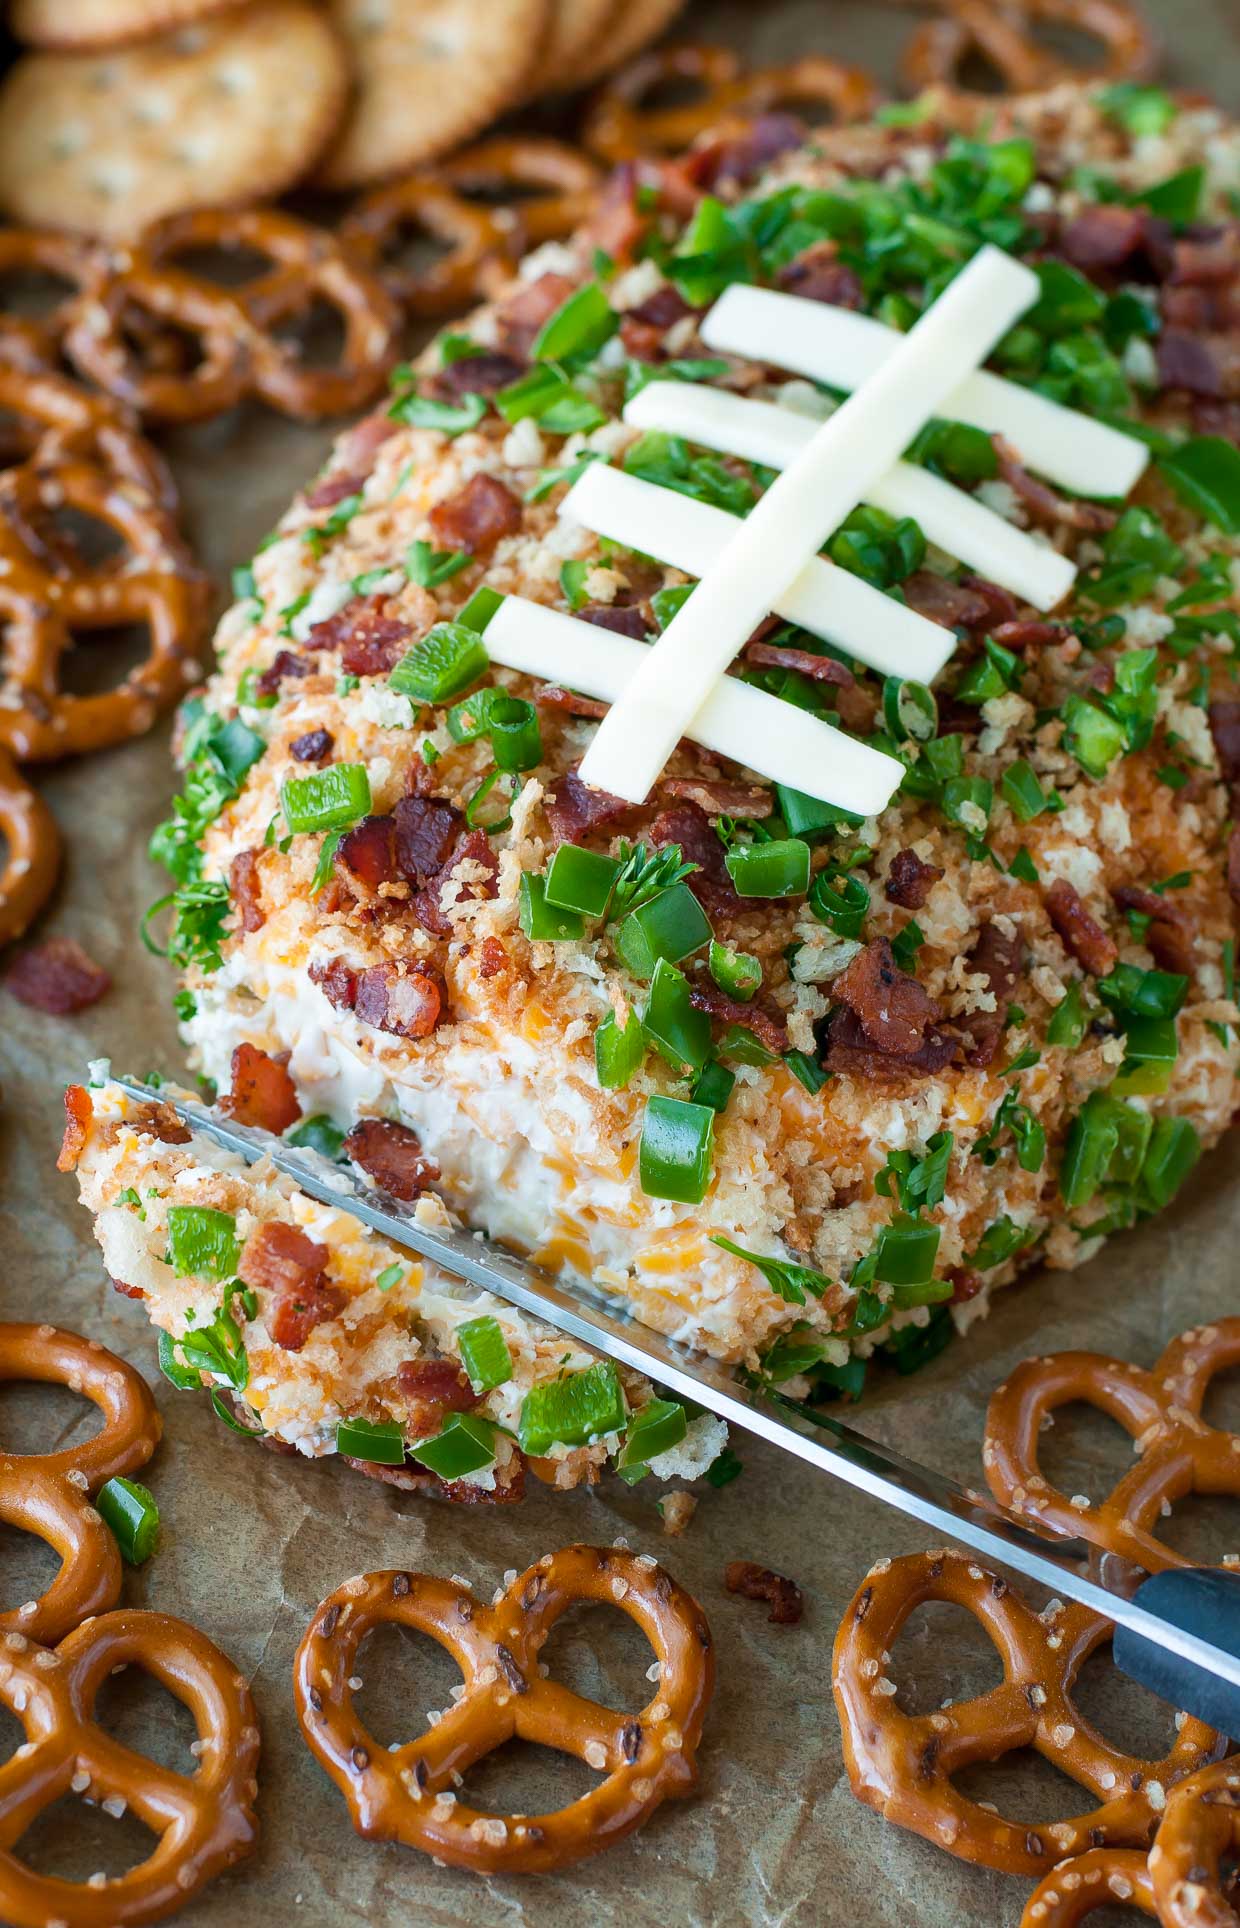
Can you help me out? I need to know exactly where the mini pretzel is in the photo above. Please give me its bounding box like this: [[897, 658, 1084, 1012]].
[[897, 0, 1158, 97], [0, 1609, 259, 1927], [1149, 1758, 1240, 1928], [584, 45, 877, 165], [340, 177, 515, 319], [63, 256, 252, 425], [0, 229, 100, 373], [294, 1545, 714, 1874], [440, 138, 604, 250], [984, 1320, 1240, 1577], [0, 460, 208, 760], [832, 1549, 1222, 1876], [0, 752, 60, 947], [142, 209, 401, 421], [0, 1323, 161, 1647], [1021, 1848, 1157, 1923], [0, 363, 176, 513]]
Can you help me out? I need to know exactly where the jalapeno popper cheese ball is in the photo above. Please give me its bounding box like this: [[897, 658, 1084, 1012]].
[[89, 82, 1240, 1413], [65, 1079, 722, 1490]]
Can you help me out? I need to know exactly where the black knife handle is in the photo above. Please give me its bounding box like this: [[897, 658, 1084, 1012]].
[[1114, 1568, 1240, 1740]]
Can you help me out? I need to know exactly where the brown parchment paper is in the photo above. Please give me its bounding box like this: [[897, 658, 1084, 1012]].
[[4, 4, 1240, 1922]]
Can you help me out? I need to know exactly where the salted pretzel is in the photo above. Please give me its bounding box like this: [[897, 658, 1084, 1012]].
[[583, 44, 878, 165], [143, 209, 402, 420], [0, 363, 176, 512], [832, 1548, 1223, 1877], [63, 255, 252, 425], [897, 0, 1158, 97], [1021, 1848, 1157, 1923], [440, 139, 604, 250], [0, 1609, 259, 1927], [0, 1323, 161, 1647], [984, 1319, 1240, 1577], [0, 229, 101, 374], [340, 177, 515, 319], [1149, 1758, 1240, 1928], [0, 460, 207, 760], [0, 753, 60, 946], [294, 1545, 715, 1874]]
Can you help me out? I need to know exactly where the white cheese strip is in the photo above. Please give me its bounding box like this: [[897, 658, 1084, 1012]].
[[485, 595, 903, 815], [579, 245, 1038, 803], [623, 382, 1076, 612], [560, 462, 954, 682], [701, 282, 1149, 501]]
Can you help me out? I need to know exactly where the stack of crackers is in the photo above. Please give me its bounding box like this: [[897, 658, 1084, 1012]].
[[0, 0, 687, 241]]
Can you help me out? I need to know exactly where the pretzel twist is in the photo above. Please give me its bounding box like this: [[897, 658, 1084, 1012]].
[[0, 1323, 161, 1647], [897, 0, 1159, 97], [63, 257, 252, 424], [0, 1611, 259, 1928], [294, 1546, 715, 1874], [0, 752, 60, 946], [584, 44, 877, 164], [440, 138, 604, 250], [0, 362, 176, 511], [1149, 1758, 1240, 1928], [0, 459, 208, 760], [984, 1320, 1240, 1575], [0, 229, 101, 373], [340, 177, 515, 318], [832, 1548, 1222, 1876], [1020, 1847, 1158, 1923]]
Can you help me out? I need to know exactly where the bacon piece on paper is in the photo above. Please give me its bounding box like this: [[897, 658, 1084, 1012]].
[[5, 937, 110, 1014], [57, 1083, 93, 1172], [724, 1559, 804, 1625], [238, 1221, 345, 1352], [343, 1116, 440, 1200], [885, 848, 944, 910], [221, 1042, 302, 1134], [1045, 879, 1118, 977], [428, 473, 523, 556]]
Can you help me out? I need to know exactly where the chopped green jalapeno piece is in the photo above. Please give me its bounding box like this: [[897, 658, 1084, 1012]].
[[544, 844, 621, 918], [519, 873, 584, 942], [488, 694, 542, 772], [336, 1417, 406, 1465], [166, 1205, 239, 1281], [390, 622, 489, 704], [1098, 964, 1188, 1020], [1062, 694, 1125, 779], [1118, 1014, 1179, 1067], [96, 1477, 160, 1565], [1138, 1116, 1200, 1211], [157, 1330, 202, 1390], [280, 763, 371, 835], [531, 280, 617, 361], [617, 1399, 688, 1482], [285, 1114, 345, 1160], [725, 837, 810, 898], [966, 1215, 1037, 1271], [1047, 981, 1087, 1048], [873, 1213, 940, 1287], [810, 869, 870, 938], [375, 1263, 404, 1292], [785, 1050, 828, 1094], [405, 539, 470, 588], [1134, 164, 1204, 227], [775, 785, 863, 842], [616, 882, 712, 976], [1060, 1090, 1122, 1208], [409, 1412, 498, 1478], [691, 1059, 735, 1112], [882, 676, 938, 744], [641, 957, 711, 1072], [517, 1359, 626, 1456], [639, 1095, 714, 1203], [708, 940, 760, 1001], [595, 1008, 644, 1089], [456, 585, 505, 634], [389, 390, 487, 435], [1001, 758, 1050, 823], [1157, 436, 1240, 536], [1099, 83, 1176, 135], [457, 1315, 513, 1394]]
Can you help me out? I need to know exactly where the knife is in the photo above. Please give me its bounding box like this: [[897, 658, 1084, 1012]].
[[119, 1075, 1240, 1736]]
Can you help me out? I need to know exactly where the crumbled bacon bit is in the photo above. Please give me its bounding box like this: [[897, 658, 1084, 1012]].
[[957, 921, 1025, 1069], [778, 239, 864, 309], [254, 649, 311, 699], [304, 469, 366, 511], [428, 473, 522, 556], [885, 848, 943, 910], [580, 164, 648, 266], [221, 1042, 301, 1134], [724, 1560, 803, 1626], [353, 961, 445, 1038], [343, 1116, 439, 1200], [110, 1276, 146, 1301], [1229, 826, 1240, 907], [1058, 203, 1158, 274], [619, 284, 692, 359], [689, 981, 787, 1053], [1045, 879, 1118, 977], [1157, 330, 1227, 397], [662, 776, 773, 819], [130, 1100, 192, 1145], [533, 683, 609, 720], [290, 728, 333, 763], [412, 826, 499, 935], [238, 1221, 344, 1352], [394, 796, 464, 878], [337, 813, 398, 892], [994, 438, 1118, 533], [991, 619, 1068, 652], [957, 575, 1021, 628], [544, 769, 634, 845], [949, 1268, 985, 1304], [1209, 699, 1240, 793], [495, 271, 576, 357], [309, 956, 359, 1012], [396, 1357, 480, 1436], [306, 598, 414, 679], [900, 571, 993, 630], [686, 113, 805, 192], [830, 936, 947, 1059], [743, 640, 855, 686], [57, 1083, 93, 1172], [1112, 883, 1196, 977], [5, 937, 110, 1014], [576, 601, 650, 639], [825, 1007, 957, 1079], [649, 800, 737, 914], [478, 936, 508, 979], [229, 848, 265, 933], [336, 409, 398, 473], [428, 351, 524, 399]]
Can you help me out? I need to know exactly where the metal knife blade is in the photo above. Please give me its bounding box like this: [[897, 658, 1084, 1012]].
[[118, 1076, 1240, 1713]]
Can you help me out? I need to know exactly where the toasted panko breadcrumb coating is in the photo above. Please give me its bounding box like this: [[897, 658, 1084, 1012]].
[[122, 82, 1240, 1402]]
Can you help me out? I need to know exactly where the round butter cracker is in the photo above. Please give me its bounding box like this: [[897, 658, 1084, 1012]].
[[0, 2, 348, 240], [11, 0, 243, 52], [574, 0, 687, 88], [318, 0, 552, 190], [531, 0, 620, 94]]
